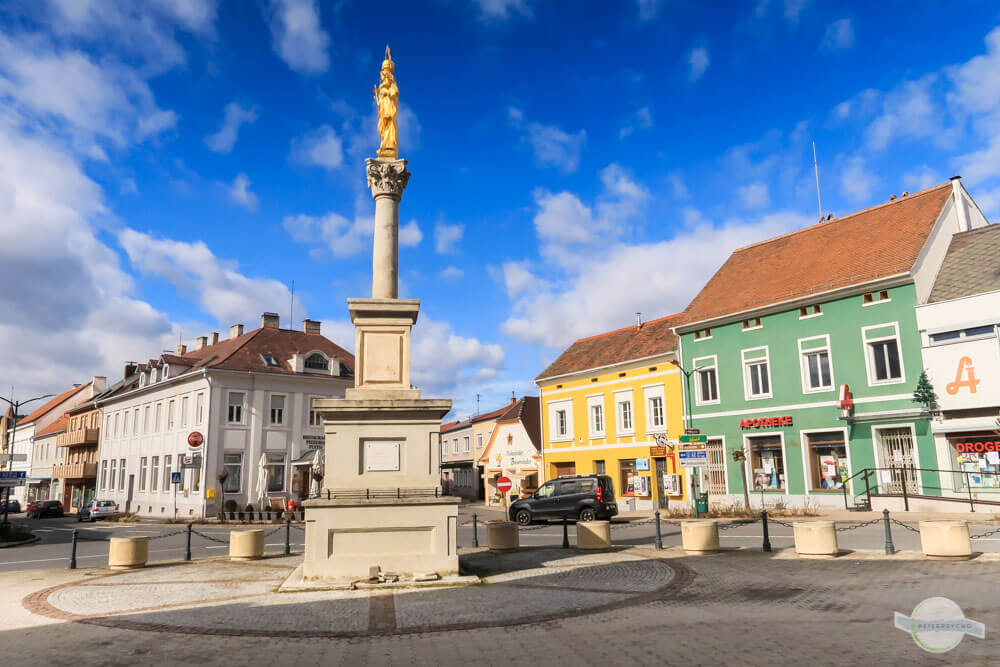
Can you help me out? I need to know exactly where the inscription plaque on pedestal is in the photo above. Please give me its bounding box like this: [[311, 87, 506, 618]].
[[365, 441, 401, 471]]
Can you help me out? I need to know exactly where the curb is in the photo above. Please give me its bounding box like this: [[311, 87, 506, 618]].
[[0, 535, 40, 549]]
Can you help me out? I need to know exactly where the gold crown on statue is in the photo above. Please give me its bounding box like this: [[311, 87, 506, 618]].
[[381, 45, 394, 72]]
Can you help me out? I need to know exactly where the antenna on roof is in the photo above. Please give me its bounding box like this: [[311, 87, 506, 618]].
[[812, 141, 823, 222], [475, 393, 480, 416], [289, 280, 294, 331]]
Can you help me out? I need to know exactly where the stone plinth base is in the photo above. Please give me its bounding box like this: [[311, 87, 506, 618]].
[[919, 520, 972, 560], [302, 496, 459, 580], [108, 536, 149, 569], [793, 521, 839, 558], [230, 529, 265, 561], [681, 520, 720, 553], [577, 521, 612, 550]]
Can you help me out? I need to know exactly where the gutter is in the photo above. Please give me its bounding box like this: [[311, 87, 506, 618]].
[[534, 351, 678, 385]]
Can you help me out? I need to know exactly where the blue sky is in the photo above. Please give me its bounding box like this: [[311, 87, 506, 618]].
[[2, 1, 1000, 418]]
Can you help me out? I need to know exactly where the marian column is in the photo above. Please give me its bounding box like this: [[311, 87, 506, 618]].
[[303, 47, 458, 582]]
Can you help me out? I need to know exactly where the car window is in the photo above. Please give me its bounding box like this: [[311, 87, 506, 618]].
[[98, 501, 115, 507], [555, 480, 579, 496], [536, 482, 555, 498], [578, 480, 596, 493]]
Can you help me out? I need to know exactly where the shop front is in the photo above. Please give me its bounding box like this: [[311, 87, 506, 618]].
[[290, 440, 323, 503], [479, 425, 540, 508], [944, 433, 1000, 495]]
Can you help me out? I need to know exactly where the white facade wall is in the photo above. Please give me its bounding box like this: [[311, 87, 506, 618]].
[[8, 423, 35, 505], [28, 431, 64, 500], [96, 371, 349, 519]]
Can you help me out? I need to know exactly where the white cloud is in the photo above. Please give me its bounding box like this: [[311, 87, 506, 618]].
[[434, 222, 465, 254], [205, 101, 258, 153], [410, 314, 505, 397], [228, 172, 258, 212], [783, 0, 808, 23], [865, 76, 940, 150], [667, 173, 691, 199], [636, 0, 661, 21], [472, 0, 532, 21], [821, 18, 854, 51], [265, 0, 330, 75], [946, 26, 1000, 114], [283, 212, 372, 258], [841, 155, 877, 202], [526, 122, 586, 172], [440, 266, 464, 282], [291, 125, 344, 169], [399, 219, 423, 247], [688, 47, 710, 82], [738, 182, 771, 208], [953, 138, 1000, 186], [501, 261, 547, 298], [619, 106, 654, 140], [903, 165, 940, 191]]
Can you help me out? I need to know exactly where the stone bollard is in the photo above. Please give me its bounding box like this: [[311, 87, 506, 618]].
[[919, 521, 973, 560], [486, 521, 519, 552], [108, 536, 149, 570], [229, 529, 265, 561], [793, 520, 839, 558], [681, 520, 720, 553], [576, 521, 611, 550]]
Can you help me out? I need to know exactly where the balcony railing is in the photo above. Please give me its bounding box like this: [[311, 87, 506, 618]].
[[56, 428, 99, 448], [53, 462, 98, 479]]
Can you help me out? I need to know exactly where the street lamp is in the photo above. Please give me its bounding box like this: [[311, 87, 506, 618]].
[[669, 360, 703, 518], [0, 393, 55, 530]]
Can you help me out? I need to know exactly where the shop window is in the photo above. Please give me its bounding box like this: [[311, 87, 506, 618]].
[[223, 453, 242, 493], [806, 431, 848, 490], [950, 435, 1000, 491], [266, 453, 285, 492], [619, 459, 637, 496], [749, 436, 784, 491]]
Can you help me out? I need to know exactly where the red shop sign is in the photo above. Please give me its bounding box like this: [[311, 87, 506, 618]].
[[740, 416, 793, 429], [951, 438, 1000, 453]]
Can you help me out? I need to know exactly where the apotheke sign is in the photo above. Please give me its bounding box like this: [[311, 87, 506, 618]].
[[740, 416, 793, 429]]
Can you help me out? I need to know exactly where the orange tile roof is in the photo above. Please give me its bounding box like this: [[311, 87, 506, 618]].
[[535, 313, 682, 381], [34, 414, 68, 437], [20, 384, 90, 425], [678, 183, 954, 327]]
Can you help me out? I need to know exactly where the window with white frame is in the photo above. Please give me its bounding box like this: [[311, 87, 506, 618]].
[[476, 433, 483, 450], [227, 392, 244, 423], [742, 347, 772, 399], [556, 410, 567, 436], [139, 457, 148, 491], [119, 458, 126, 490], [648, 395, 665, 430], [549, 401, 572, 441], [441, 439, 448, 457], [309, 398, 321, 426], [305, 353, 329, 371], [139, 373, 146, 388], [452, 438, 459, 455], [109, 459, 116, 490], [144, 405, 151, 434], [168, 400, 176, 430], [587, 395, 605, 437], [694, 356, 720, 405], [799, 335, 834, 392], [151, 456, 159, 491], [615, 392, 634, 434], [862, 323, 905, 385], [196, 393, 204, 423], [114, 412, 119, 437], [154, 403, 162, 432], [162, 364, 169, 378], [100, 460, 108, 488], [181, 396, 189, 427], [133, 408, 140, 434], [223, 453, 242, 492], [163, 455, 172, 490], [463, 436, 470, 453], [270, 394, 285, 425]]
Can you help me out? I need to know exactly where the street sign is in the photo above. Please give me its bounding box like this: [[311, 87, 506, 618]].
[[678, 442, 709, 468], [187, 431, 204, 449], [0, 454, 26, 463], [496, 476, 513, 493], [684, 428, 701, 435], [679, 434, 707, 443], [171, 472, 182, 484], [0, 470, 26, 487], [181, 455, 202, 469]]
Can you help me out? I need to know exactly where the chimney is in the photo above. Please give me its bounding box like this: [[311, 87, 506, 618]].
[[177, 344, 187, 355], [262, 312, 280, 329], [951, 175, 972, 232], [124, 362, 137, 379], [230, 324, 244, 339], [211, 332, 219, 345], [303, 319, 321, 335], [636, 312, 643, 331], [196, 336, 208, 350], [91, 376, 107, 396]]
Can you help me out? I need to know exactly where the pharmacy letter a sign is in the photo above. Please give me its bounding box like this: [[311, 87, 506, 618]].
[[924, 338, 1000, 411]]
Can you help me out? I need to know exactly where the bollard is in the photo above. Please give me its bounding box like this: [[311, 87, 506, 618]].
[[562, 513, 570, 549], [883, 509, 895, 555], [69, 528, 78, 569], [761, 510, 772, 553], [185, 522, 193, 561], [654, 510, 663, 550], [284, 515, 291, 556], [473, 513, 479, 548]]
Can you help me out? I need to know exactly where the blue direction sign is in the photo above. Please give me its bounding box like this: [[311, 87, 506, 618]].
[[0, 470, 27, 487], [171, 472, 182, 485]]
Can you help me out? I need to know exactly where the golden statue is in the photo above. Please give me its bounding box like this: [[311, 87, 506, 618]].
[[374, 45, 399, 159]]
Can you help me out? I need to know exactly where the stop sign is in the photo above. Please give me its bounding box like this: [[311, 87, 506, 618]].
[[496, 476, 512, 493], [187, 431, 204, 449]]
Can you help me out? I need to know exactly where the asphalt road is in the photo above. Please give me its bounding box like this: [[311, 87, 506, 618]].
[[3, 507, 1000, 572]]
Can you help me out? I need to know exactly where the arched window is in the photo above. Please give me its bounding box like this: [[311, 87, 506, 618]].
[[304, 353, 328, 371]]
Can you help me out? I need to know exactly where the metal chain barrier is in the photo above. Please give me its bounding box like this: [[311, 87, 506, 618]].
[[719, 519, 759, 530], [190, 528, 230, 544], [890, 518, 921, 533], [970, 525, 1000, 539], [73, 530, 112, 542], [148, 528, 189, 541], [834, 518, 884, 532], [767, 517, 797, 529], [261, 526, 285, 538]]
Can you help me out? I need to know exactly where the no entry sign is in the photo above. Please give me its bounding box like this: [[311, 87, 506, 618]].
[[187, 431, 204, 449], [496, 476, 512, 493]]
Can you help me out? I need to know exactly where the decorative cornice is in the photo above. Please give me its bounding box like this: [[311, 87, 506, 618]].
[[365, 158, 410, 200]]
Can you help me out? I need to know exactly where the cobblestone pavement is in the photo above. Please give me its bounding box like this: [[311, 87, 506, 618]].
[[5, 548, 998, 666]]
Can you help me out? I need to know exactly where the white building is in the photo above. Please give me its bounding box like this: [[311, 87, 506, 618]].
[[915, 222, 1000, 508], [95, 314, 353, 519]]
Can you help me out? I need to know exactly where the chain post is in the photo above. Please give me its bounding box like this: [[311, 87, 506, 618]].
[[761, 510, 771, 552], [882, 509, 895, 554], [562, 513, 570, 549], [185, 522, 193, 561], [68, 529, 78, 569], [472, 513, 479, 548], [285, 514, 291, 555], [654, 510, 663, 550]]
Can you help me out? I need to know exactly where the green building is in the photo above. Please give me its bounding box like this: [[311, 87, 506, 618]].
[[674, 179, 990, 509]]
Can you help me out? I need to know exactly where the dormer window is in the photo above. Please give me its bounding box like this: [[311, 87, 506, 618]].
[[150, 367, 157, 383], [305, 353, 329, 371], [139, 373, 146, 388], [261, 354, 280, 367], [162, 364, 169, 379]]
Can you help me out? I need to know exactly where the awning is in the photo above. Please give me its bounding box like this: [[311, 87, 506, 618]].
[[440, 460, 475, 470], [291, 449, 320, 466]]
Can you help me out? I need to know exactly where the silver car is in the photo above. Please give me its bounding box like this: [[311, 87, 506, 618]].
[[79, 499, 118, 522]]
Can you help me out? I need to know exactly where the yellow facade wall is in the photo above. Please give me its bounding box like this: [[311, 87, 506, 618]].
[[537, 355, 688, 510]]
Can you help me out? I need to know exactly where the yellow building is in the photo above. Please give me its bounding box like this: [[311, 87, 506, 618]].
[[534, 314, 689, 511]]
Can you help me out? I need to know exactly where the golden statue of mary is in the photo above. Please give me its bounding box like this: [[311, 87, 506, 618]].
[[373, 45, 399, 159]]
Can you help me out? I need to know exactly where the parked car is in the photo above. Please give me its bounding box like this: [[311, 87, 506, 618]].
[[26, 499, 64, 519], [79, 500, 118, 522], [0, 499, 21, 513], [509, 474, 618, 524]]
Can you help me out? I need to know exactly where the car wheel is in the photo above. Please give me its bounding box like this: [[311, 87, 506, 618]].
[[77, 514, 83, 522], [515, 509, 532, 525], [579, 507, 597, 522]]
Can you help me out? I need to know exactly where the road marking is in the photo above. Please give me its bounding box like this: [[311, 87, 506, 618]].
[[0, 546, 188, 567], [721, 535, 794, 539]]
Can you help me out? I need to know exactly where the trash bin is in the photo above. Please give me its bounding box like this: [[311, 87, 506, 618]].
[[695, 493, 709, 514]]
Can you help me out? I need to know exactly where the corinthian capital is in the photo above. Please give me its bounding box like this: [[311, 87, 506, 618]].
[[365, 158, 410, 200]]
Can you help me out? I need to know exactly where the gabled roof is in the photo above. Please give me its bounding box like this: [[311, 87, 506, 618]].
[[35, 414, 68, 437], [928, 223, 1000, 303], [679, 182, 954, 327], [20, 384, 90, 425], [494, 396, 541, 450], [535, 313, 681, 382], [440, 399, 519, 434]]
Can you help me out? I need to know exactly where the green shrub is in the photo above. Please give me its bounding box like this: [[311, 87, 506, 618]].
[[244, 503, 255, 513], [224, 499, 238, 512]]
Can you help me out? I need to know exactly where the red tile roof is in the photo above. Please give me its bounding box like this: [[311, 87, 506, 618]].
[[678, 183, 954, 327], [495, 396, 541, 450], [20, 384, 90, 425], [440, 399, 519, 434], [535, 313, 682, 381]]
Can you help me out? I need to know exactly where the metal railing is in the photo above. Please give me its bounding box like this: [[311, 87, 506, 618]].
[[843, 466, 1000, 512]]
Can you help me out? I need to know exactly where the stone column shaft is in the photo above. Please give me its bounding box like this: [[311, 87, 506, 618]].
[[365, 158, 410, 300]]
